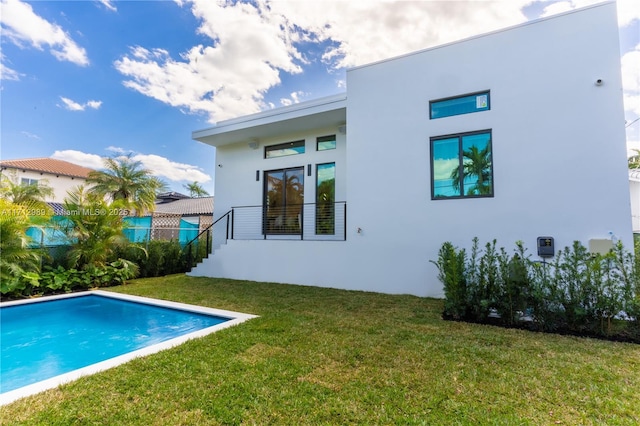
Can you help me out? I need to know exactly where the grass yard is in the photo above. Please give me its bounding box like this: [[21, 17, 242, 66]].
[[2, 274, 639, 425]]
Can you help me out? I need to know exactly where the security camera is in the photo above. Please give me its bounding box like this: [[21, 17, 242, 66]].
[[595, 79, 603, 86]]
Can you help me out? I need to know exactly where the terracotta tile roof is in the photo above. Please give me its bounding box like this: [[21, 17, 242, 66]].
[[0, 158, 95, 179], [153, 196, 214, 216]]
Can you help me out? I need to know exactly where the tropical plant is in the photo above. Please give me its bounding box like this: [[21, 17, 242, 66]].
[[629, 149, 640, 169], [450, 144, 492, 195], [183, 181, 209, 198], [0, 200, 41, 289], [0, 172, 54, 211], [59, 186, 130, 269], [87, 155, 167, 215]]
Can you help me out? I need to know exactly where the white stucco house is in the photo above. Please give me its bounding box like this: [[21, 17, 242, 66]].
[[189, 2, 632, 297], [0, 158, 94, 204]]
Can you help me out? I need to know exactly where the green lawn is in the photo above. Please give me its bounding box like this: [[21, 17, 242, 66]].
[[2, 274, 639, 425]]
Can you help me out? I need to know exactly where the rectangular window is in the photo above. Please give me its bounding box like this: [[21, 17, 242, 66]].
[[317, 135, 336, 151], [316, 163, 335, 235], [431, 130, 493, 199], [430, 91, 490, 119], [265, 140, 305, 159], [21, 178, 39, 186]]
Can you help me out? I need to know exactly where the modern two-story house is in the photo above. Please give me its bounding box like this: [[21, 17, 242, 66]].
[[189, 2, 632, 297]]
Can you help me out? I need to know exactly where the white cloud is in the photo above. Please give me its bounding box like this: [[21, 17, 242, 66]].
[[52, 150, 105, 169], [59, 96, 102, 111], [132, 154, 212, 183], [51, 150, 212, 184], [539, 0, 639, 27], [0, 0, 89, 66], [0, 53, 22, 81], [621, 44, 640, 152], [280, 91, 306, 106], [269, 0, 533, 69], [621, 44, 640, 94], [106, 146, 128, 154], [20, 131, 41, 140], [114, 0, 303, 123], [97, 0, 117, 13]]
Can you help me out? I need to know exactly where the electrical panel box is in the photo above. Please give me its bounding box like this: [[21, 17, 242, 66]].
[[537, 237, 554, 257]]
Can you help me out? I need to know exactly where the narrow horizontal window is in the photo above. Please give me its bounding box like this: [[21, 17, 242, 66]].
[[265, 140, 305, 159], [430, 91, 490, 119], [430, 130, 493, 199], [317, 135, 336, 151], [21, 178, 39, 186]]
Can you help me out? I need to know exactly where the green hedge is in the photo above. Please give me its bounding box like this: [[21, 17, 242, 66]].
[[432, 238, 640, 342]]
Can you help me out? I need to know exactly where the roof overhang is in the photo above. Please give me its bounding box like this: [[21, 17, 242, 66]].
[[192, 93, 347, 147]]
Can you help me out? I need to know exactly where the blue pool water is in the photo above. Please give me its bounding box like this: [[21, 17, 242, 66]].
[[0, 294, 229, 394]]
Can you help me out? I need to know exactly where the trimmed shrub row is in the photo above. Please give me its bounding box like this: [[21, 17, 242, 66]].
[[432, 238, 640, 342]]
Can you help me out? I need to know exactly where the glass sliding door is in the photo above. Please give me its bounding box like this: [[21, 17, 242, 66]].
[[264, 167, 304, 234]]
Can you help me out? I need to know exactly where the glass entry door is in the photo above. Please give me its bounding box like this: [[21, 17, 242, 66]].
[[264, 167, 304, 235]]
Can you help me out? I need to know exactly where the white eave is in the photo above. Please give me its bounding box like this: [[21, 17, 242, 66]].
[[193, 93, 347, 147]]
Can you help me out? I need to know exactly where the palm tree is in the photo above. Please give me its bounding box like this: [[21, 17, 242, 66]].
[[0, 199, 41, 285], [60, 186, 129, 269], [183, 181, 209, 197], [87, 155, 167, 215], [450, 144, 492, 196], [0, 173, 54, 211]]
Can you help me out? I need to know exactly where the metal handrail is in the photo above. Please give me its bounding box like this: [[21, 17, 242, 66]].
[[229, 202, 347, 241]]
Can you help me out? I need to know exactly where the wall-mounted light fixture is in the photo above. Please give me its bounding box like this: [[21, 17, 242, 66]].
[[338, 125, 347, 134], [595, 79, 604, 86], [256, 170, 260, 181], [307, 164, 312, 176], [217, 164, 223, 168], [248, 139, 260, 149]]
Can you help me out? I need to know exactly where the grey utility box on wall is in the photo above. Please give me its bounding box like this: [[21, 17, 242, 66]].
[[537, 237, 555, 258]]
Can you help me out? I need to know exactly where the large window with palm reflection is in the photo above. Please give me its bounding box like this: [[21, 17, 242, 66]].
[[264, 167, 304, 234], [430, 130, 493, 199]]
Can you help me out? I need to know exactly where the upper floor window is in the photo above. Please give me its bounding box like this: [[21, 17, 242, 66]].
[[431, 130, 493, 199], [317, 135, 336, 151], [430, 91, 490, 119], [21, 178, 39, 186], [265, 140, 305, 159]]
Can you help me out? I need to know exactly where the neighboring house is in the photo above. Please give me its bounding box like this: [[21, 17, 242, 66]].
[[0, 158, 94, 203], [124, 192, 214, 245], [189, 3, 632, 297], [629, 170, 640, 233]]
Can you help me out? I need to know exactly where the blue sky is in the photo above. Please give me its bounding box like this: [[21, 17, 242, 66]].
[[1, 0, 638, 196]]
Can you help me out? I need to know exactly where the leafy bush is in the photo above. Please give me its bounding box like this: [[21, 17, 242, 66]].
[[433, 238, 640, 342], [0, 259, 139, 299], [113, 240, 188, 278]]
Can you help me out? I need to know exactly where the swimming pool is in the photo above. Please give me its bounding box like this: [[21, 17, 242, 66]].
[[0, 290, 257, 405]]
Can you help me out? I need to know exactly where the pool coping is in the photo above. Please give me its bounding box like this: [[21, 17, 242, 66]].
[[0, 290, 258, 406]]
